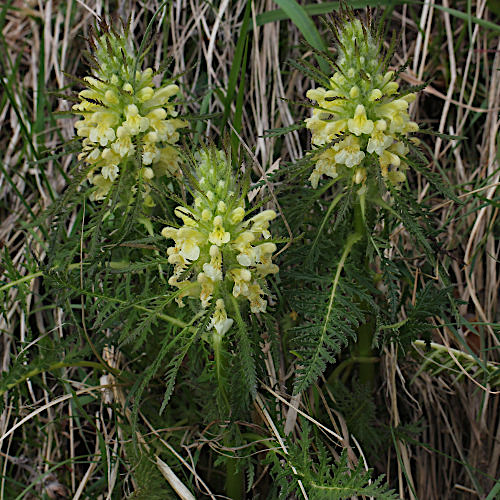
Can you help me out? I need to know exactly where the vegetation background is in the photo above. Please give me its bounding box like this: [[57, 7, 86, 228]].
[[0, 0, 499, 498]]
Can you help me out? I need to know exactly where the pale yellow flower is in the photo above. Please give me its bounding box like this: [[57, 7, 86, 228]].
[[333, 136, 365, 168], [209, 216, 231, 246], [231, 268, 252, 298], [347, 104, 374, 136], [309, 149, 339, 189], [209, 299, 234, 337], [366, 120, 393, 156], [246, 283, 267, 313]]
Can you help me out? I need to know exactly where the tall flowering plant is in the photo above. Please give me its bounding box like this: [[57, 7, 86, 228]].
[[280, 4, 454, 397], [159, 148, 280, 416]]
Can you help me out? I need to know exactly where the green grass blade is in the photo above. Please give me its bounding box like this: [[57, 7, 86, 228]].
[[486, 480, 500, 500], [231, 36, 249, 154], [272, 0, 329, 73], [258, 1, 402, 25], [222, 0, 252, 130]]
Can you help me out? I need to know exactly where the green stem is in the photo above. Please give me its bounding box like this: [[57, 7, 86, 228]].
[[357, 317, 376, 387], [225, 446, 244, 500], [352, 196, 377, 388], [213, 332, 230, 412], [212, 331, 245, 500], [0, 271, 43, 293], [327, 355, 379, 385]]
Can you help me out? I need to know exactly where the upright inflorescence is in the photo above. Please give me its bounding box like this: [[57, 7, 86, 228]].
[[161, 150, 279, 337], [305, 17, 419, 191], [73, 22, 187, 202]]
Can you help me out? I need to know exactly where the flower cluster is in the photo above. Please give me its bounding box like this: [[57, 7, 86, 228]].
[[73, 24, 187, 202], [305, 18, 419, 191], [161, 150, 279, 337]]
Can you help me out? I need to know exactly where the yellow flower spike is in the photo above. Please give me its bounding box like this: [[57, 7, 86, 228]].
[[161, 149, 279, 335], [304, 14, 421, 190], [73, 22, 187, 202]]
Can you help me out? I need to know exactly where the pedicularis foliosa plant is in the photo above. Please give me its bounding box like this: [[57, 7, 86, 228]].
[[276, 4, 456, 400], [28, 5, 460, 499]]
